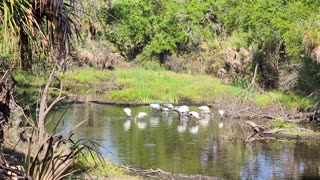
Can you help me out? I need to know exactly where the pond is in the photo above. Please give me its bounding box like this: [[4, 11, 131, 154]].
[[47, 101, 320, 179]]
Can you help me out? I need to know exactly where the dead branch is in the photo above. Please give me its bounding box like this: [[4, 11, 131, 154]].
[[37, 59, 66, 140]]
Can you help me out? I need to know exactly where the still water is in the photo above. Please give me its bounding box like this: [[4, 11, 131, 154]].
[[48, 102, 320, 179]]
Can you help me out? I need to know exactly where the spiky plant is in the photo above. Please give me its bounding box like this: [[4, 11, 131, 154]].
[[26, 132, 102, 180]]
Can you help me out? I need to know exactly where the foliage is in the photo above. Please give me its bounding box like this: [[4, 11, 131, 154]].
[[216, 0, 320, 54], [100, 0, 216, 61], [269, 118, 295, 129], [74, 152, 129, 178], [63, 68, 112, 84], [0, 0, 78, 71]]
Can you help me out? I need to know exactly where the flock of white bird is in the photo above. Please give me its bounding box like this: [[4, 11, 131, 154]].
[[123, 103, 225, 133]]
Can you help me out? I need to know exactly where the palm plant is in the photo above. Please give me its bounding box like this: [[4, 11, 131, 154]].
[[0, 0, 78, 70]]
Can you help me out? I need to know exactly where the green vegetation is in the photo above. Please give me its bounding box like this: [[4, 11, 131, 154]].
[[2, 0, 320, 178], [268, 119, 316, 136], [63, 68, 113, 85], [61, 68, 314, 110], [74, 152, 131, 179]]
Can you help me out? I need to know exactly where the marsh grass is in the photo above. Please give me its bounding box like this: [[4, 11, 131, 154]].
[[16, 67, 315, 109], [74, 152, 132, 179], [106, 68, 244, 103], [268, 118, 316, 136], [104, 68, 314, 110], [63, 68, 112, 85]]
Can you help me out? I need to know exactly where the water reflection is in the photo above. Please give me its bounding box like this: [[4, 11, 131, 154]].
[[177, 122, 187, 133], [123, 120, 131, 131], [137, 121, 147, 129], [47, 103, 320, 179], [188, 125, 199, 134]]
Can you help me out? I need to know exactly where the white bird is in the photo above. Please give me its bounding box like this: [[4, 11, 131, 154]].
[[163, 103, 174, 109], [189, 111, 200, 119], [218, 109, 224, 117], [123, 108, 132, 117], [198, 106, 210, 113], [150, 103, 160, 110], [175, 105, 189, 114], [135, 112, 148, 119], [161, 107, 170, 113]]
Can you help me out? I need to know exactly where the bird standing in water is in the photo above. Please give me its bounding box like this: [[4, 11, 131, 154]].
[[135, 112, 148, 120], [124, 108, 132, 117], [199, 105, 211, 114], [218, 109, 224, 128]]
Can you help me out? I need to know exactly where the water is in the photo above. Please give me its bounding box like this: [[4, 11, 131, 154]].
[[47, 102, 320, 179]]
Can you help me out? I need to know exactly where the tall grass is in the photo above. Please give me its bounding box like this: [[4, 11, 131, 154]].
[[19, 67, 314, 109], [106, 68, 243, 103], [105, 68, 314, 109], [63, 68, 113, 84]]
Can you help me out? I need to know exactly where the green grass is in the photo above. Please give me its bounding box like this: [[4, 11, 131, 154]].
[[253, 91, 315, 110], [14, 70, 48, 87], [267, 119, 316, 136], [106, 68, 244, 103], [63, 67, 112, 84], [74, 152, 133, 179], [14, 67, 316, 109]]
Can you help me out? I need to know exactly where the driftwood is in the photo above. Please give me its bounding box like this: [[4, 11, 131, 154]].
[[245, 121, 320, 142], [121, 165, 221, 180]]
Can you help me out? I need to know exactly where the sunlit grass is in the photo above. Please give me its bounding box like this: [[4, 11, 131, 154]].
[[267, 118, 317, 136], [63, 67, 112, 84], [74, 152, 134, 179], [14, 70, 47, 86], [253, 91, 315, 110], [14, 67, 315, 109], [106, 68, 245, 103]]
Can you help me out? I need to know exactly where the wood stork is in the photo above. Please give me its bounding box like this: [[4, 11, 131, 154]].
[[150, 103, 160, 110], [175, 105, 189, 114], [174, 105, 190, 121], [135, 112, 148, 120], [218, 109, 224, 118], [189, 111, 200, 119], [123, 108, 132, 117], [163, 103, 174, 109], [198, 105, 211, 114], [160, 107, 170, 114]]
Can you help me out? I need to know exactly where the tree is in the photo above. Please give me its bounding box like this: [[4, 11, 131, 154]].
[[0, 0, 78, 71], [101, 0, 216, 63]]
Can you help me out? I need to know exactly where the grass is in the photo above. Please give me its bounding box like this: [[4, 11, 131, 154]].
[[268, 118, 316, 136], [14, 67, 316, 109], [74, 151, 135, 179], [106, 68, 244, 103], [63, 67, 113, 85], [103, 68, 314, 110]]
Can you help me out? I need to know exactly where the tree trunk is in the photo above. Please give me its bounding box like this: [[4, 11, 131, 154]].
[[19, 30, 32, 70], [0, 71, 16, 144]]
